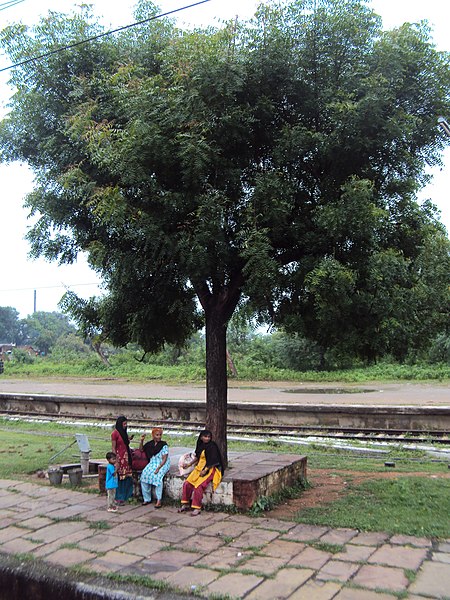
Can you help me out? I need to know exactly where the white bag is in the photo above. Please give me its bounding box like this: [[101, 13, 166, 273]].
[[178, 452, 196, 477]]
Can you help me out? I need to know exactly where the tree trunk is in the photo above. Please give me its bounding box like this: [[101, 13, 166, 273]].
[[205, 306, 229, 468], [226, 349, 238, 377], [92, 340, 110, 367]]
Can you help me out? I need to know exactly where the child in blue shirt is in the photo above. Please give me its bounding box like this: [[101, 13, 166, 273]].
[[105, 451, 118, 512]]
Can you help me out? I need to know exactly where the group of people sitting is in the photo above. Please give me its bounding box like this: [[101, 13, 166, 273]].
[[105, 415, 224, 516]]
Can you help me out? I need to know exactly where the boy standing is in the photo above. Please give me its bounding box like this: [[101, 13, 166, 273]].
[[105, 451, 118, 512]]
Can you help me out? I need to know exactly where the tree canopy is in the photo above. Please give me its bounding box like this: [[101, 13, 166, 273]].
[[1, 0, 449, 460]]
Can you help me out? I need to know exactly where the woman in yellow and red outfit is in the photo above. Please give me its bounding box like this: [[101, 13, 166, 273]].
[[179, 430, 224, 516]]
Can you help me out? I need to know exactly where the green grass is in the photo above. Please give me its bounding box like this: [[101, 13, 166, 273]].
[[1, 417, 449, 538], [295, 477, 450, 538], [2, 357, 449, 382]]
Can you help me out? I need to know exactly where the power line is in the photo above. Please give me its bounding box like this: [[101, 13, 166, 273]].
[[0, 0, 212, 74], [0, 283, 101, 292], [0, 0, 25, 11]]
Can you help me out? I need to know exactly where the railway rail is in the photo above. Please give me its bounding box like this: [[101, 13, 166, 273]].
[[2, 409, 449, 446]]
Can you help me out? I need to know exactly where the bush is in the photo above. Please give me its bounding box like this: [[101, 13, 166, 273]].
[[12, 348, 35, 364], [427, 334, 450, 365]]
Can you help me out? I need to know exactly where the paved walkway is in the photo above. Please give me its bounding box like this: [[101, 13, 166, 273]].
[[0, 377, 449, 405], [0, 479, 449, 599]]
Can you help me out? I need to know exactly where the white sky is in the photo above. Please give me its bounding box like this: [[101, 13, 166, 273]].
[[0, 0, 449, 318]]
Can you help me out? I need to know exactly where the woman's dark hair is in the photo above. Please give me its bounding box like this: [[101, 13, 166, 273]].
[[115, 416, 130, 446], [195, 429, 224, 473]]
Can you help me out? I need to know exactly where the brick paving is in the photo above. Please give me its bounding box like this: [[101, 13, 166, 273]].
[[0, 478, 449, 599]]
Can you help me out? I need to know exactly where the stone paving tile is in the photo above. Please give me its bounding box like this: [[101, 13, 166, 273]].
[[389, 534, 432, 548], [253, 517, 297, 533], [287, 579, 343, 599], [431, 551, 450, 564], [41, 503, 95, 520], [15, 498, 55, 512], [9, 482, 49, 495], [409, 560, 450, 598], [117, 537, 167, 557], [352, 564, 409, 593], [437, 541, 450, 552], [1, 536, 44, 554], [6, 505, 68, 520], [19, 516, 54, 530], [236, 555, 287, 575], [0, 517, 17, 529], [0, 479, 23, 488], [245, 567, 314, 600], [77, 532, 130, 553], [229, 527, 280, 549], [182, 533, 226, 554], [75, 496, 105, 507], [135, 513, 173, 526], [83, 508, 123, 522], [165, 509, 225, 526], [288, 546, 332, 570], [205, 572, 263, 599], [318, 528, 358, 545], [106, 520, 157, 538], [87, 550, 143, 573], [349, 531, 390, 546], [333, 588, 398, 599], [143, 549, 199, 569], [31, 529, 95, 558], [262, 539, 306, 559], [284, 524, 329, 542], [316, 560, 360, 583], [0, 525, 30, 543], [119, 550, 198, 577], [28, 520, 88, 543], [162, 565, 219, 592], [144, 524, 197, 544], [45, 547, 97, 567], [0, 495, 26, 509], [334, 544, 376, 562], [227, 514, 258, 524], [368, 544, 428, 570], [201, 518, 253, 539], [193, 545, 252, 569], [122, 504, 159, 519]]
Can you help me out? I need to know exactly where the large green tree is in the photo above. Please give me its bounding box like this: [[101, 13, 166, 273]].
[[0, 306, 20, 343], [1, 0, 449, 461], [22, 311, 76, 354]]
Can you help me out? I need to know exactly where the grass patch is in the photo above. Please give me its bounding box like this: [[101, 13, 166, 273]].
[[89, 520, 111, 530], [249, 480, 309, 515], [2, 360, 449, 382], [310, 541, 344, 554], [295, 477, 450, 538]]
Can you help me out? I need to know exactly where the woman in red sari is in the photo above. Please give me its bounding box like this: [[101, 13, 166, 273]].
[[111, 415, 134, 504]]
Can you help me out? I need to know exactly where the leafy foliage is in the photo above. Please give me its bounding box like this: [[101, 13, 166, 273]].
[[1, 0, 450, 460]]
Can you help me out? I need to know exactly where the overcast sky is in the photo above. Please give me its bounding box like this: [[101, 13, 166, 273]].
[[0, 0, 449, 318]]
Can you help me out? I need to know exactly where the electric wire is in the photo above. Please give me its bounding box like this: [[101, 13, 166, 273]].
[[0, 0, 212, 73]]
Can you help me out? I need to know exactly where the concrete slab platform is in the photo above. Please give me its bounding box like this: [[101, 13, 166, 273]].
[[0, 478, 449, 600]]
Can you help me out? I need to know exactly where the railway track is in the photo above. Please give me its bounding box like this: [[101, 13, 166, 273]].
[[2, 410, 449, 446]]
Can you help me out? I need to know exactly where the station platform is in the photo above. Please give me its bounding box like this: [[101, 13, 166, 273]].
[[1, 477, 449, 599], [0, 377, 449, 406]]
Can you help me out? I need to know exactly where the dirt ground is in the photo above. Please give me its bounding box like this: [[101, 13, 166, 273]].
[[268, 468, 450, 519]]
